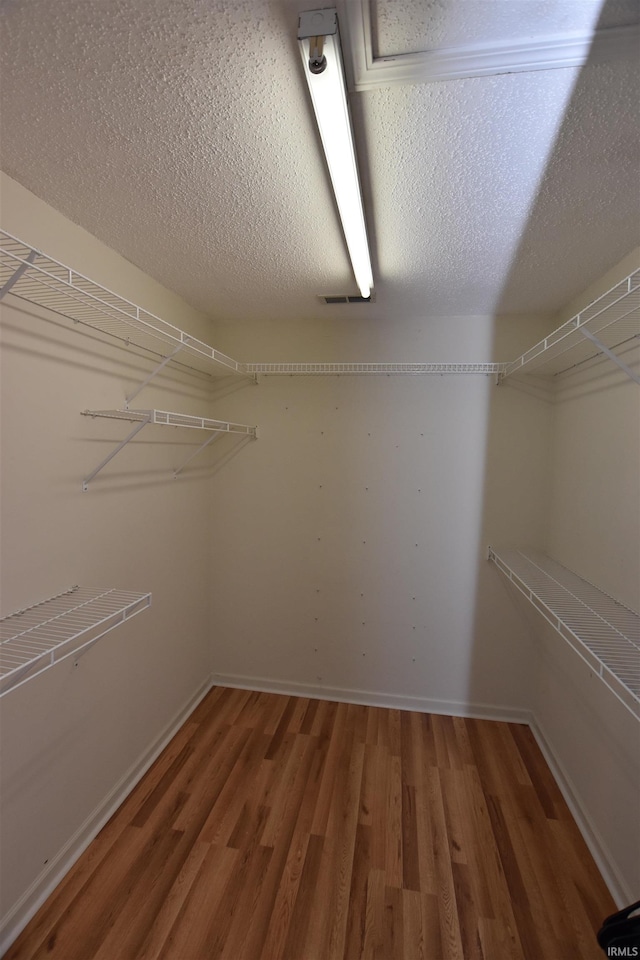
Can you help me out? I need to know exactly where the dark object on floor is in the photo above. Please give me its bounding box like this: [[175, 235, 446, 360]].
[[597, 900, 640, 955]]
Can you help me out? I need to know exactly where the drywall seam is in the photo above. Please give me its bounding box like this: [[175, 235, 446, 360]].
[[528, 714, 631, 908], [210, 672, 531, 724], [0, 675, 214, 956]]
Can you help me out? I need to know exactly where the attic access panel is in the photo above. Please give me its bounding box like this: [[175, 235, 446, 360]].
[[372, 0, 636, 56]]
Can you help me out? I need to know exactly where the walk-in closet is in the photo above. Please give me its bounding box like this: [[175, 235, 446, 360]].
[[1, 1, 638, 957]]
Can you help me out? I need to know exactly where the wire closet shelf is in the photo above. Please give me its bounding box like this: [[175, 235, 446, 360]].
[[501, 269, 640, 382], [488, 547, 640, 720], [82, 408, 257, 434], [0, 230, 252, 381], [2, 229, 637, 383], [0, 586, 151, 697], [81, 408, 257, 489], [245, 362, 506, 376]]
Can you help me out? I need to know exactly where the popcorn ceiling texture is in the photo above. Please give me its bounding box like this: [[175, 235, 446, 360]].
[[0, 0, 638, 325]]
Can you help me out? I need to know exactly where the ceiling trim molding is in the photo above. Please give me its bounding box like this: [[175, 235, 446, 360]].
[[340, 0, 640, 90]]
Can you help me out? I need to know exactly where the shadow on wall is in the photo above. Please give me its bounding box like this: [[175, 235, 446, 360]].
[[467, 0, 640, 714]]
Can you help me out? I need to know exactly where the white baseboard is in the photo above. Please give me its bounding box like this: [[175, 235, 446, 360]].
[[528, 715, 632, 908], [0, 675, 213, 957], [210, 671, 531, 724]]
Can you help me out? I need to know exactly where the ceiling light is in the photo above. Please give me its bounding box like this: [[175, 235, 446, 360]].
[[298, 8, 374, 300]]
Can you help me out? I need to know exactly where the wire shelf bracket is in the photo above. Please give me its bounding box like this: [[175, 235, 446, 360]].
[[81, 408, 257, 489], [0, 230, 255, 387], [0, 586, 151, 697], [0, 247, 38, 299], [488, 546, 640, 720], [500, 270, 640, 383], [579, 326, 640, 385], [173, 431, 223, 479], [125, 344, 185, 407]]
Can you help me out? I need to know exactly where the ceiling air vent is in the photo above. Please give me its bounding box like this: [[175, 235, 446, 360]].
[[321, 294, 374, 304]]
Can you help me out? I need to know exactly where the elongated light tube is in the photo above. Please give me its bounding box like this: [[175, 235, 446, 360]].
[[298, 11, 373, 299]]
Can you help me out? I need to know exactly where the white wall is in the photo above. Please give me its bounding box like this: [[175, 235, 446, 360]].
[[530, 248, 640, 905], [0, 173, 234, 948], [206, 312, 553, 715], [549, 247, 640, 607]]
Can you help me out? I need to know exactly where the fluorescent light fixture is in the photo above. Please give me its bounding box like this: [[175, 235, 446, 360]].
[[298, 8, 374, 299]]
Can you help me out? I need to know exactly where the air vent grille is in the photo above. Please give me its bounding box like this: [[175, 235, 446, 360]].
[[321, 294, 373, 304]]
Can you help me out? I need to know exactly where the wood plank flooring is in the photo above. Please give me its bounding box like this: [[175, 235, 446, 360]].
[[5, 688, 614, 959]]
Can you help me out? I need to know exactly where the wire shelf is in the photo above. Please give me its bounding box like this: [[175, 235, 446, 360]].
[[489, 547, 640, 719], [81, 409, 257, 488], [0, 230, 252, 381], [2, 230, 635, 387], [0, 586, 151, 696], [246, 362, 505, 376], [83, 408, 257, 436], [502, 270, 640, 381]]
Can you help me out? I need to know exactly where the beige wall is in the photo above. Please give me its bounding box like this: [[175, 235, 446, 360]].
[[549, 247, 640, 607], [0, 174, 227, 946], [206, 312, 552, 714], [535, 249, 640, 903]]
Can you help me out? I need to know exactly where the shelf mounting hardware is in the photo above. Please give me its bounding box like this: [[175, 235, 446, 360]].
[[0, 247, 37, 300], [578, 326, 640, 385], [125, 344, 185, 407], [82, 412, 152, 491], [174, 432, 222, 478]]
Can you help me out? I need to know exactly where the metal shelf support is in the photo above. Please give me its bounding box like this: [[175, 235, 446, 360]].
[[82, 413, 151, 491], [0, 247, 37, 300], [174, 432, 222, 478], [579, 327, 640, 385], [125, 344, 185, 407]]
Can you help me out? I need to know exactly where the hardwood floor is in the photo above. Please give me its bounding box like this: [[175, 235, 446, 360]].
[[5, 688, 614, 959]]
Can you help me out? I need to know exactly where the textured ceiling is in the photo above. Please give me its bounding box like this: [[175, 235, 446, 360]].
[[0, 0, 638, 325]]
